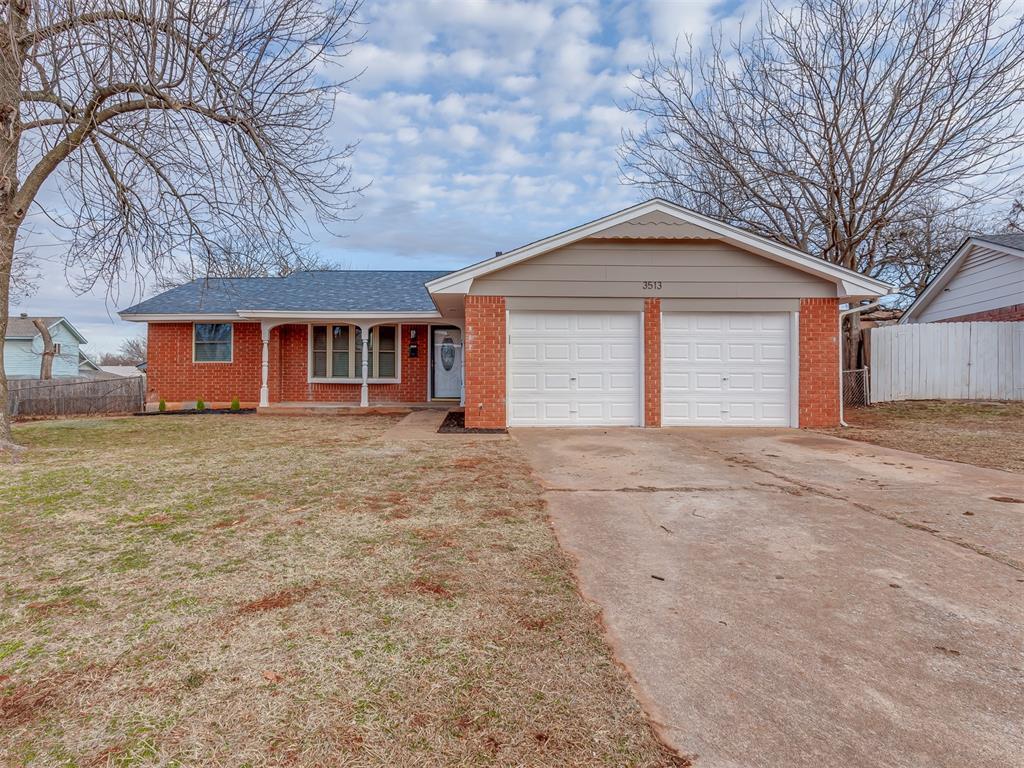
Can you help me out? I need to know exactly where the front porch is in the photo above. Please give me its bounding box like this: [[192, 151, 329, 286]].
[[247, 315, 465, 409]]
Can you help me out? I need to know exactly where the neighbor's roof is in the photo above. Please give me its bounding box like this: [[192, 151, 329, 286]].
[[973, 232, 1024, 251], [6, 315, 88, 343], [119, 270, 451, 318], [6, 315, 62, 338]]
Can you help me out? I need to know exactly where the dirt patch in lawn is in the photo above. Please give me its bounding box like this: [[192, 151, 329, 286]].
[[1, 415, 682, 766], [823, 401, 1024, 473]]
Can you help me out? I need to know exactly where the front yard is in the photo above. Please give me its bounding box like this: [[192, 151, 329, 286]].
[[0, 416, 679, 766], [829, 400, 1024, 473]]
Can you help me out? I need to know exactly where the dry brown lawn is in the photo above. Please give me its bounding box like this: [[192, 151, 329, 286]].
[[824, 400, 1024, 473], [0, 415, 683, 767]]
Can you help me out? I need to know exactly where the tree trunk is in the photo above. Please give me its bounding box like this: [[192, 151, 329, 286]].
[[843, 313, 863, 371], [0, 234, 11, 443], [32, 317, 53, 379], [0, 1, 29, 445]]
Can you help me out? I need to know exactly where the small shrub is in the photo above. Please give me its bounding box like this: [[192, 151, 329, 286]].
[[230, 397, 240, 411], [158, 399, 167, 412], [196, 399, 206, 411]]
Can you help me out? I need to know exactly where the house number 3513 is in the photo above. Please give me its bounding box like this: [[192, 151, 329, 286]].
[[641, 281, 662, 290]]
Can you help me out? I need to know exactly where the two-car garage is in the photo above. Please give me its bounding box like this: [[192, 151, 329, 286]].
[[507, 309, 794, 427], [427, 201, 890, 431]]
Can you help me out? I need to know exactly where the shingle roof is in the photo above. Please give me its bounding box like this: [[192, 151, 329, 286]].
[[120, 270, 451, 316], [6, 315, 63, 338], [973, 233, 1024, 252]]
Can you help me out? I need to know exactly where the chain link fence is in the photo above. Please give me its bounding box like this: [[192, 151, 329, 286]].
[[842, 368, 870, 407]]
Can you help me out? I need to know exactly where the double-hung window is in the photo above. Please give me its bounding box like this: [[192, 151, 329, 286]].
[[193, 323, 233, 362], [310, 324, 398, 380]]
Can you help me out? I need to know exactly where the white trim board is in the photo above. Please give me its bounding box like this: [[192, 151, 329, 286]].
[[427, 199, 892, 300]]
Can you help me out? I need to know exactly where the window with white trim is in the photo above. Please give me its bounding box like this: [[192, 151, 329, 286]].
[[310, 324, 399, 380], [194, 323, 233, 362]]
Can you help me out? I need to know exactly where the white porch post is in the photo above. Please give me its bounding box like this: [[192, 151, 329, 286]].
[[259, 322, 271, 407], [359, 325, 370, 407]]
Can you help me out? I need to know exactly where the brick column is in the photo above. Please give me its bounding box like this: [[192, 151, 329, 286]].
[[798, 298, 840, 428], [464, 295, 506, 429], [643, 298, 661, 427]]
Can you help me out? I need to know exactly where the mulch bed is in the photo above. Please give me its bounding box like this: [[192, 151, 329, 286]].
[[438, 410, 506, 434], [134, 409, 257, 417]]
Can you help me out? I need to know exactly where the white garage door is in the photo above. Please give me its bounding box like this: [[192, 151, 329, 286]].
[[508, 311, 642, 426], [662, 312, 792, 426]]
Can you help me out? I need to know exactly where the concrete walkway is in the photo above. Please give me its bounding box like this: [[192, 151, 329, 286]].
[[378, 409, 507, 442], [514, 428, 1024, 768]]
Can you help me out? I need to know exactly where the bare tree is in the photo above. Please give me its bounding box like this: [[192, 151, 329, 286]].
[[1006, 198, 1024, 232], [873, 200, 985, 305], [621, 0, 1024, 285], [30, 315, 52, 378], [0, 0, 363, 444], [97, 334, 146, 366], [156, 231, 340, 289], [119, 334, 146, 364]]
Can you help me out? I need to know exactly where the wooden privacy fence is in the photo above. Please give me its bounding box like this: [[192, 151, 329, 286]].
[[870, 322, 1024, 402], [7, 376, 146, 418]]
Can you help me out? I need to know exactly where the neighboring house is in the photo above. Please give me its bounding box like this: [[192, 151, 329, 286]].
[[3, 314, 90, 379], [79, 351, 101, 374], [901, 234, 1024, 324], [98, 365, 146, 378], [119, 199, 891, 428]]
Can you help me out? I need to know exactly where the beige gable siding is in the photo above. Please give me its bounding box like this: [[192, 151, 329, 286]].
[[469, 239, 836, 299], [917, 246, 1024, 322], [589, 210, 720, 239]]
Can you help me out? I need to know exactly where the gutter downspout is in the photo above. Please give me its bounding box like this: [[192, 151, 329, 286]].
[[839, 301, 881, 427]]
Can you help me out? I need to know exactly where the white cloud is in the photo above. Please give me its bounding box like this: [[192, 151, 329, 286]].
[[14, 0, 750, 349], [449, 123, 482, 148]]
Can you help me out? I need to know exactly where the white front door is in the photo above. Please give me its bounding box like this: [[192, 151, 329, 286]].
[[508, 311, 642, 426], [432, 327, 463, 399], [662, 312, 792, 426]]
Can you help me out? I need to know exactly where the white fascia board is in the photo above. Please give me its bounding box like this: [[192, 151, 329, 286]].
[[236, 310, 442, 320], [118, 313, 241, 322], [426, 198, 893, 298], [899, 238, 974, 324]]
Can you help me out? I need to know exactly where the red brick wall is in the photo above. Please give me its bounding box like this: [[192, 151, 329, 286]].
[[275, 324, 428, 403], [464, 295, 506, 428], [644, 298, 661, 427], [147, 322, 262, 406], [147, 322, 429, 407], [937, 304, 1024, 323], [798, 298, 840, 428]]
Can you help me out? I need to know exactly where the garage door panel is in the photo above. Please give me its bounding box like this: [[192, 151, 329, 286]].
[[510, 373, 539, 390], [726, 373, 755, 390], [695, 373, 723, 391], [508, 311, 642, 427], [696, 343, 724, 361], [663, 312, 792, 426], [576, 372, 604, 390]]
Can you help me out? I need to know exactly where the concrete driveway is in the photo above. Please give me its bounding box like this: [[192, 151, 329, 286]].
[[513, 428, 1024, 768]]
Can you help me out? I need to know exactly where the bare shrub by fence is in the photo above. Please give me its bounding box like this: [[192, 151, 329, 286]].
[[871, 322, 1024, 402], [8, 376, 145, 419]]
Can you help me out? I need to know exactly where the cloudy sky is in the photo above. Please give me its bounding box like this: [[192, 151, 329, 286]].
[[16, 0, 751, 354]]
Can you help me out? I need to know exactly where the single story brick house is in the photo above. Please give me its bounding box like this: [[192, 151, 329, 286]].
[[119, 199, 891, 428], [900, 234, 1024, 324]]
